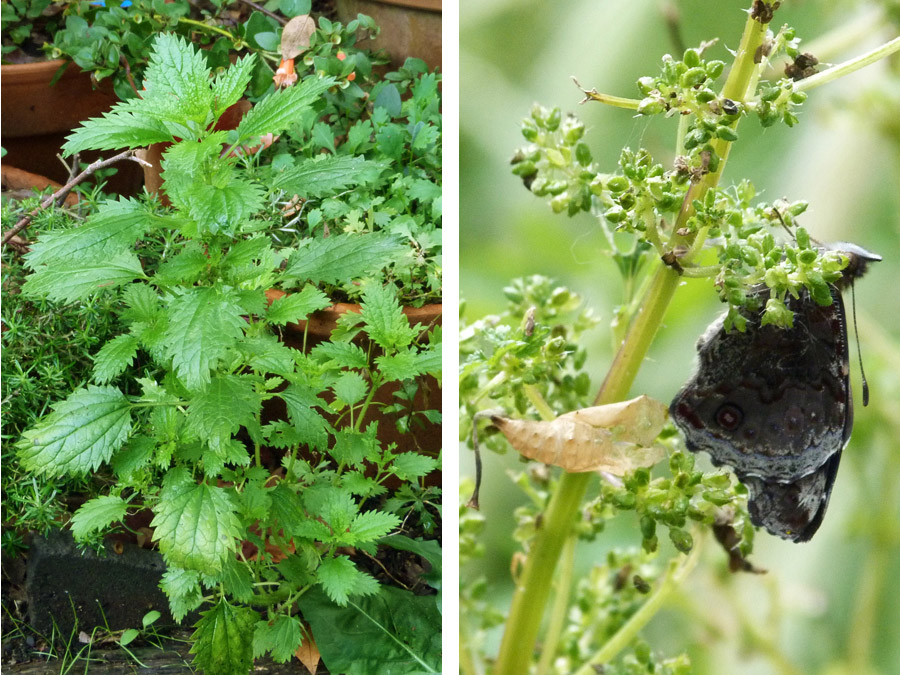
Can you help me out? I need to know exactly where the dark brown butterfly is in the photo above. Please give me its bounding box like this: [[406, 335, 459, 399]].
[[670, 243, 880, 542]]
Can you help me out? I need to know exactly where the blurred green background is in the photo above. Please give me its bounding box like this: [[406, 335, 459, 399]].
[[460, 0, 900, 672]]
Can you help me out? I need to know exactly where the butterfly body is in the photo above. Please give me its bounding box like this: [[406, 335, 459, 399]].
[[670, 244, 880, 542]]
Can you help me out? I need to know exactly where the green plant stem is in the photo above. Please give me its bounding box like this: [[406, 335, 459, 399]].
[[574, 537, 703, 675], [793, 35, 900, 94], [492, 8, 770, 674], [177, 17, 236, 40], [536, 533, 577, 675]]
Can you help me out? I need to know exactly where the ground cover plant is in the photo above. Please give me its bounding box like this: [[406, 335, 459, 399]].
[[10, 33, 441, 674], [459, 2, 899, 673]]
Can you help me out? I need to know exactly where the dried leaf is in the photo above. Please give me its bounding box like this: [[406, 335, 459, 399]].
[[281, 15, 316, 60], [492, 395, 667, 474], [295, 627, 321, 674]]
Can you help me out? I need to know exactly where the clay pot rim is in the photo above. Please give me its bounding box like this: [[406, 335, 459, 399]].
[[362, 0, 442, 11]]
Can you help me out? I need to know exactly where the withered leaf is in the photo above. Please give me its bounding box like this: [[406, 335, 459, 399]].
[[281, 15, 316, 60], [492, 395, 667, 473]]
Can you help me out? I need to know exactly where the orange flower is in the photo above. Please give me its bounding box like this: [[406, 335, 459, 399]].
[[273, 58, 298, 88], [347, 71, 356, 82], [336, 51, 346, 61]]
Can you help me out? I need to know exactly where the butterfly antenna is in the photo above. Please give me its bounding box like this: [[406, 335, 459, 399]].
[[850, 280, 870, 406]]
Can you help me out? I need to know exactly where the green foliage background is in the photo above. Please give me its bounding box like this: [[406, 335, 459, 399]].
[[460, 0, 900, 672]]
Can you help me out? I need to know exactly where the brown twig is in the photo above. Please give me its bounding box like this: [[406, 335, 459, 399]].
[[238, 0, 287, 25], [1, 150, 151, 248], [120, 54, 141, 98]]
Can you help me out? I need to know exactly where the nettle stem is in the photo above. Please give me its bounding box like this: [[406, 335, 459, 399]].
[[492, 7, 770, 673]]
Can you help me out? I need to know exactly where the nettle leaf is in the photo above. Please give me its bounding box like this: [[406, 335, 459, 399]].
[[331, 371, 368, 406], [348, 510, 400, 544], [142, 33, 214, 125], [252, 615, 304, 663], [317, 555, 379, 606], [155, 241, 210, 285], [212, 53, 257, 117], [309, 341, 369, 370], [24, 197, 155, 268], [185, 374, 260, 453], [70, 495, 129, 540], [236, 75, 335, 141], [188, 178, 266, 237], [92, 334, 140, 384], [391, 453, 439, 481], [111, 435, 156, 478], [121, 283, 162, 324], [17, 385, 132, 477], [63, 110, 172, 154], [282, 233, 406, 286], [281, 384, 330, 450], [162, 287, 247, 390], [160, 566, 204, 623], [23, 251, 145, 303], [299, 585, 441, 675], [269, 484, 306, 536], [330, 430, 369, 466], [304, 485, 357, 536], [151, 468, 242, 573], [266, 285, 331, 325], [190, 599, 258, 675], [360, 284, 420, 350], [407, 178, 441, 203], [239, 334, 297, 377], [271, 155, 383, 199]]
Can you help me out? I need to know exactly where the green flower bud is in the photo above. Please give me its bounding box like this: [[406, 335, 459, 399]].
[[790, 90, 808, 105], [637, 76, 656, 95], [637, 97, 666, 116], [683, 48, 701, 68], [716, 125, 739, 142], [669, 527, 694, 553], [607, 176, 629, 193], [575, 143, 592, 166], [706, 60, 725, 79], [680, 67, 707, 88], [590, 176, 605, 196], [561, 116, 585, 144]]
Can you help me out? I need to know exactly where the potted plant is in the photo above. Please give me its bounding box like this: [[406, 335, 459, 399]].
[[13, 34, 441, 674], [335, 0, 441, 70]]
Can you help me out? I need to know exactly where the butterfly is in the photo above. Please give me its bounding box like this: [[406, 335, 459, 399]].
[[670, 243, 881, 542]]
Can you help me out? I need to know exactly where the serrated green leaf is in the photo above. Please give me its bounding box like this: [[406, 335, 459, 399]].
[[92, 334, 140, 384], [252, 615, 304, 663], [190, 600, 258, 675], [24, 197, 154, 268], [161, 566, 204, 623], [330, 430, 369, 466], [236, 75, 335, 141], [162, 287, 247, 390], [220, 558, 255, 603], [23, 251, 145, 303], [283, 233, 406, 285], [142, 34, 214, 125], [276, 553, 314, 586], [281, 385, 330, 450], [269, 483, 305, 536], [212, 53, 257, 117], [332, 371, 368, 406], [266, 285, 331, 326], [70, 495, 129, 540], [349, 510, 400, 544], [155, 242, 210, 284], [63, 111, 172, 155], [188, 178, 266, 236], [309, 341, 369, 369], [299, 585, 440, 674], [317, 555, 378, 606], [271, 155, 382, 198], [239, 334, 297, 376], [151, 470, 242, 573], [185, 374, 260, 453], [360, 284, 420, 350], [111, 435, 156, 478], [17, 385, 132, 477], [391, 453, 439, 481], [121, 283, 161, 323]]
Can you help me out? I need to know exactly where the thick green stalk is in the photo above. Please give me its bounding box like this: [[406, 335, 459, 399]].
[[492, 7, 771, 674]]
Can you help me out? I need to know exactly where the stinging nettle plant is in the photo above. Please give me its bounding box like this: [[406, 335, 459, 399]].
[[16, 33, 441, 674], [461, 3, 899, 674]]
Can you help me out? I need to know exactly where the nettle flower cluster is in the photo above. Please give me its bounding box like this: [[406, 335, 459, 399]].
[[512, 32, 852, 333]]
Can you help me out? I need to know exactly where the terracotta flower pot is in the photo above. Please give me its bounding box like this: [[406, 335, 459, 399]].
[[335, 0, 442, 71], [0, 60, 143, 194]]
